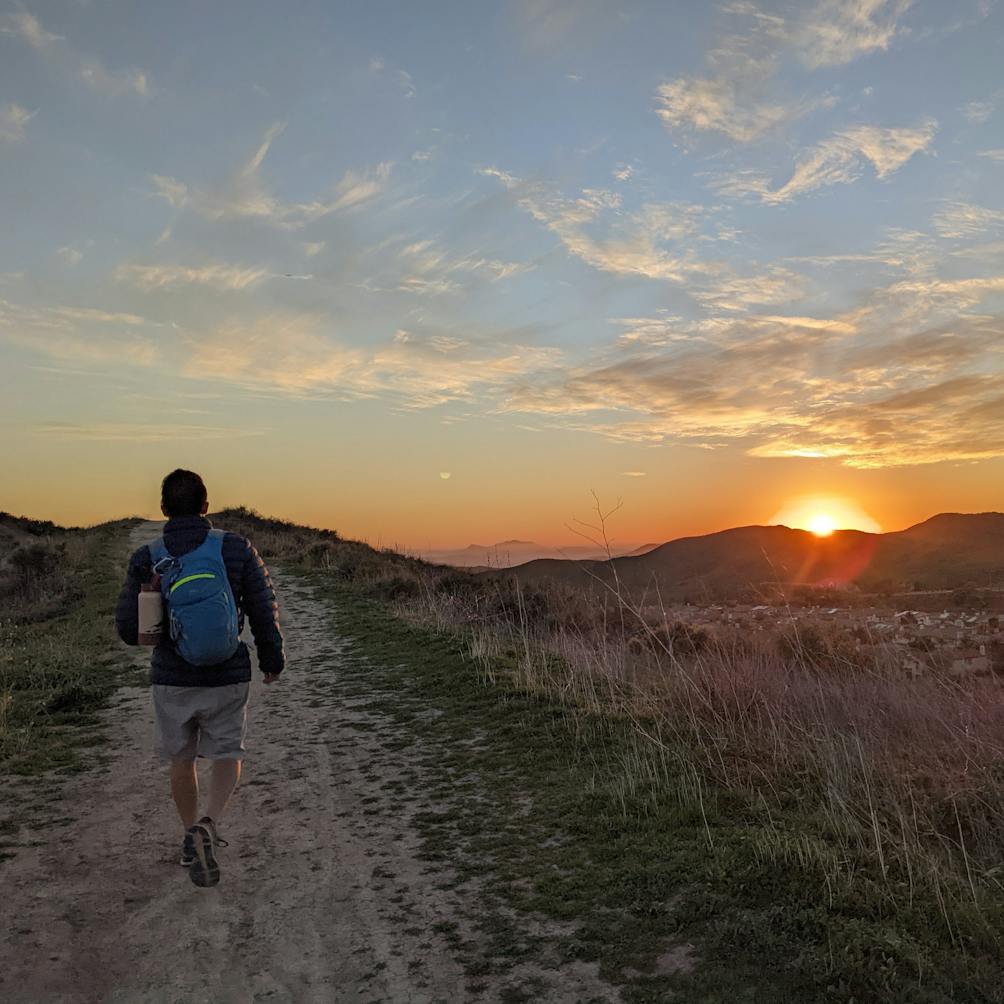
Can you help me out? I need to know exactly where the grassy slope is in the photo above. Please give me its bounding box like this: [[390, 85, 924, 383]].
[[310, 575, 1001, 1004], [0, 517, 144, 776]]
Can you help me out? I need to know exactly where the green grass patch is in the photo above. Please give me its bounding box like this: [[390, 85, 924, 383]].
[[308, 577, 1002, 1004], [0, 519, 144, 775]]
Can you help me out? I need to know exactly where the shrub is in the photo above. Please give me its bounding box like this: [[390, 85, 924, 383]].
[[365, 576, 421, 602]]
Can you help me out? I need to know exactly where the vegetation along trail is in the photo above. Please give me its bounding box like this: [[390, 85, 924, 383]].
[[3, 515, 1003, 1003], [0, 521, 620, 1003]]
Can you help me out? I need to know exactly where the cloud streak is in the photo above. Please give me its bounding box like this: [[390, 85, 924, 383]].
[[0, 102, 33, 143], [2, 9, 150, 97], [150, 125, 391, 228], [115, 262, 271, 291], [719, 120, 936, 202]]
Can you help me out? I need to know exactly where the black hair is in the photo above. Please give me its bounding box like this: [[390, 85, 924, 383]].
[[161, 469, 208, 518]]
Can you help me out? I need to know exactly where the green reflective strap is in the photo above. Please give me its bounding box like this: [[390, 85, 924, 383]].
[[169, 572, 216, 594]]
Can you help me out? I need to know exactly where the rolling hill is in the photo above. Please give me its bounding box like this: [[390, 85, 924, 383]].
[[483, 513, 1004, 600]]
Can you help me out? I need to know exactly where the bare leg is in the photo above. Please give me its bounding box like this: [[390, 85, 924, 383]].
[[205, 758, 241, 822], [170, 758, 199, 829]]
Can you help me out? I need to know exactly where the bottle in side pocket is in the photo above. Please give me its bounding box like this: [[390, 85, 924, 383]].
[[138, 576, 164, 645]]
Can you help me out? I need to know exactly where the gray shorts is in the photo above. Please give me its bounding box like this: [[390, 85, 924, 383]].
[[151, 682, 250, 761]]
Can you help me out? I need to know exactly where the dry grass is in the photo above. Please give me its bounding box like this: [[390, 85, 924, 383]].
[[222, 505, 1004, 957]]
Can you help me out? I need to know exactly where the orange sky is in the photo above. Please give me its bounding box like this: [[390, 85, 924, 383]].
[[4, 407, 1001, 548], [3, 3, 1003, 549]]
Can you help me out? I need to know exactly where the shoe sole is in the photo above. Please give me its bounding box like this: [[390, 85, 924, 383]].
[[189, 825, 220, 887]]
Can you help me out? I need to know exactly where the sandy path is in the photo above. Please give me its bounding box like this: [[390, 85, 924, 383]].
[[0, 521, 477, 1003]]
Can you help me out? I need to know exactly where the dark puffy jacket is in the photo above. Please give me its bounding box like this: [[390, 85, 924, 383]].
[[115, 515, 285, 687]]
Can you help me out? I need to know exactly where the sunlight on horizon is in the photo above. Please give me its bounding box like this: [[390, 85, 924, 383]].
[[808, 513, 837, 536], [770, 497, 883, 535]]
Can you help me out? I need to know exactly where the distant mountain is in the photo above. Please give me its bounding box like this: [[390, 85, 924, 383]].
[[482, 513, 1004, 599], [418, 539, 645, 568]]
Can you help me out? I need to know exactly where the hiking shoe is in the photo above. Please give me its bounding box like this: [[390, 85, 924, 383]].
[[187, 817, 227, 888], [180, 831, 197, 867]]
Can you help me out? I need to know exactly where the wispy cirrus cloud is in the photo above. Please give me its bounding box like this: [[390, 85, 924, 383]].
[[182, 313, 559, 408], [0, 11, 62, 49], [655, 49, 812, 144], [719, 120, 936, 202], [784, 0, 914, 68], [1, 9, 149, 97], [115, 262, 271, 291], [35, 422, 263, 442], [396, 238, 531, 295], [656, 0, 913, 145], [149, 124, 391, 228], [482, 167, 707, 281], [0, 296, 160, 365], [0, 102, 33, 143], [499, 273, 1004, 468], [933, 200, 1004, 239]]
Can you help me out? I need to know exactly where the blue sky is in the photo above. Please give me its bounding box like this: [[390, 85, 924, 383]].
[[1, 1, 1003, 545]]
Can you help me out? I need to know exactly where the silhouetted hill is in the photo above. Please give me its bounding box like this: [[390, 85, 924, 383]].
[[418, 538, 644, 568], [485, 513, 1004, 599]]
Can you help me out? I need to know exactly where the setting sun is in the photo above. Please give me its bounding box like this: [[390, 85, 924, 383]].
[[808, 513, 836, 536], [770, 497, 883, 536]]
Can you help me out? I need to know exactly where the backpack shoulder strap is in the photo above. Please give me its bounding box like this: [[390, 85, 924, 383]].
[[148, 536, 169, 565], [206, 528, 226, 556]]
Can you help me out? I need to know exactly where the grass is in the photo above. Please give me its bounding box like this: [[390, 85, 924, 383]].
[[0, 516, 144, 775], [305, 575, 1003, 1003], [210, 505, 1004, 999]]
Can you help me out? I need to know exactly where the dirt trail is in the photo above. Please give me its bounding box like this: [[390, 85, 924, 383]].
[[0, 521, 618, 1003]]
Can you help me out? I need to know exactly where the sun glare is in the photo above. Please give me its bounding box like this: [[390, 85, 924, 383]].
[[808, 513, 836, 536], [770, 497, 883, 535]]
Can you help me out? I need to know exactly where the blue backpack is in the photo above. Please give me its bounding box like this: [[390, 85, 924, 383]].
[[148, 529, 240, 667]]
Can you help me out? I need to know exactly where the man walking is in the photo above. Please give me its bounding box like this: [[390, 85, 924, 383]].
[[116, 469, 285, 887]]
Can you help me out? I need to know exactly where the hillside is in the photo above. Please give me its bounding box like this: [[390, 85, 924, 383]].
[[486, 512, 1004, 599], [417, 538, 645, 568]]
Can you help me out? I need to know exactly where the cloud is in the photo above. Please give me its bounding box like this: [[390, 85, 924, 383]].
[[692, 268, 809, 311], [2, 10, 150, 98], [35, 422, 262, 442], [56, 246, 83, 266], [115, 262, 270, 290], [979, 149, 1004, 161], [396, 238, 531, 295], [514, 0, 625, 51], [182, 313, 560, 409], [786, 0, 914, 69], [483, 168, 707, 281], [655, 1, 913, 144], [0, 11, 62, 49], [620, 471, 647, 477], [80, 60, 149, 97], [0, 102, 33, 143], [499, 299, 1004, 468], [0, 297, 160, 366], [149, 125, 391, 228], [933, 200, 1004, 238], [655, 50, 813, 143], [725, 119, 937, 203]]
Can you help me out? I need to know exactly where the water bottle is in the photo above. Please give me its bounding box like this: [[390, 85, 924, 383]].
[[138, 575, 164, 645]]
